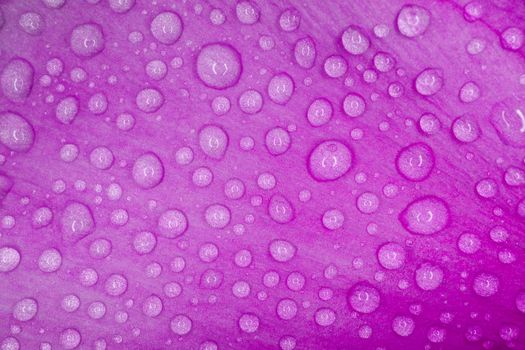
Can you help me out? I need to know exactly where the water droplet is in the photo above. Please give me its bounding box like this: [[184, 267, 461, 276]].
[[343, 93, 366, 117], [500, 27, 524, 51], [196, 43, 242, 89], [70, 23, 105, 57], [294, 37, 316, 69], [392, 315, 415, 336], [268, 194, 295, 223], [104, 273, 128, 296], [348, 282, 380, 313], [150, 12, 183, 45], [457, 233, 481, 254], [377, 242, 406, 270], [415, 68, 443, 96], [400, 196, 450, 235], [322, 209, 345, 230], [397, 4, 430, 37], [38, 248, 62, 272], [276, 298, 298, 320], [267, 73, 294, 105], [158, 209, 188, 238], [59, 328, 81, 350], [61, 201, 95, 243], [308, 140, 353, 181], [459, 81, 481, 103], [238, 313, 259, 333], [279, 8, 300, 32], [132, 152, 164, 189], [396, 142, 435, 181], [1, 58, 34, 101], [0, 111, 32, 152], [204, 204, 230, 228], [490, 99, 525, 147], [473, 273, 499, 297], [19, 12, 44, 36], [452, 115, 481, 143], [373, 51, 396, 72], [415, 262, 444, 290], [109, 0, 135, 13], [323, 55, 347, 78], [314, 308, 336, 327], [0, 246, 21, 272], [238, 89, 263, 114], [307, 98, 332, 127], [265, 127, 291, 156], [236, 1, 259, 25], [341, 25, 370, 55], [199, 124, 229, 159]]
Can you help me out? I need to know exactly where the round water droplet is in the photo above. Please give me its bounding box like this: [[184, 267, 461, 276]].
[[308, 140, 353, 181], [392, 315, 415, 337], [196, 43, 242, 89], [142, 295, 163, 317], [396, 142, 435, 181], [268, 194, 295, 224], [90, 146, 114, 170], [56, 96, 79, 124], [343, 93, 366, 117], [0, 246, 21, 272], [70, 23, 105, 57], [356, 192, 380, 214], [19, 12, 44, 35], [377, 242, 405, 270], [0, 112, 34, 152], [267, 73, 294, 105], [397, 4, 430, 37], [1, 58, 34, 101], [400, 196, 450, 235], [415, 263, 444, 290], [236, 1, 259, 25], [307, 98, 332, 127], [459, 81, 481, 103], [204, 204, 230, 228], [341, 25, 370, 55], [452, 115, 480, 143], [322, 209, 344, 230], [61, 201, 95, 243], [473, 273, 499, 297], [38, 248, 62, 272], [238, 89, 263, 114], [132, 152, 164, 189], [348, 283, 380, 314], [457, 232, 481, 254], [60, 328, 81, 350], [238, 313, 259, 333], [104, 274, 128, 296], [415, 68, 443, 96], [314, 308, 336, 327], [500, 27, 524, 51], [294, 37, 316, 69], [269, 239, 296, 262], [109, 0, 135, 13], [150, 12, 183, 45], [419, 113, 441, 135], [199, 124, 229, 159], [265, 127, 291, 156], [13, 297, 38, 321], [323, 55, 347, 78], [136, 88, 164, 113], [133, 231, 157, 255], [279, 8, 300, 32], [276, 298, 298, 320], [373, 52, 396, 73], [158, 209, 188, 238]]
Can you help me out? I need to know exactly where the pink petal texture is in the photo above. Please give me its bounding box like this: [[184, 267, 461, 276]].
[[1, 0, 525, 349]]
